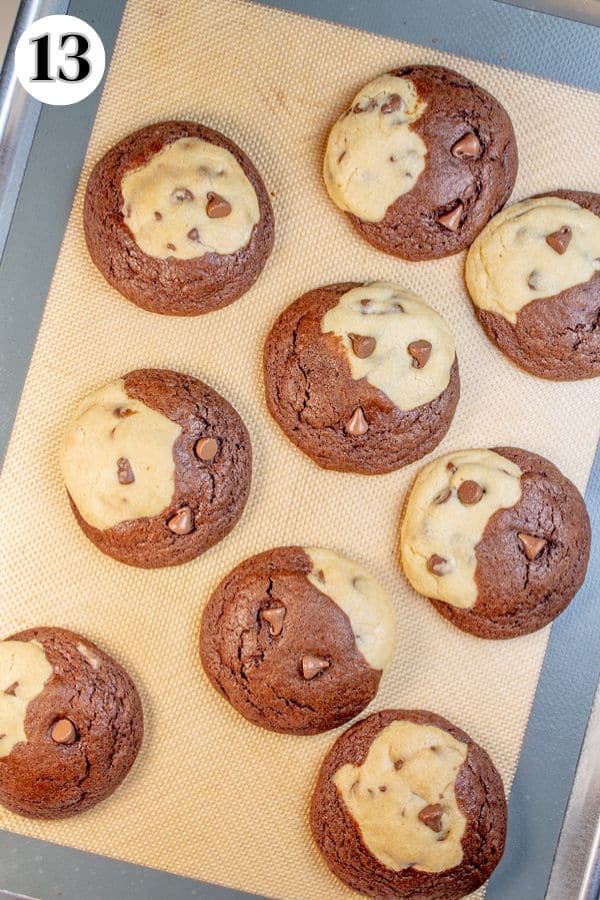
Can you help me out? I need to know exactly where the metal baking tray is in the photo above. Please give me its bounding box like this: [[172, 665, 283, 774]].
[[0, 1, 599, 897]]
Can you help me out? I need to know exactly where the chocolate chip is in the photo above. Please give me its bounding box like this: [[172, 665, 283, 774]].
[[419, 803, 444, 832], [546, 226, 572, 255], [117, 457, 135, 485], [171, 187, 194, 202], [446, 461, 457, 474], [379, 785, 387, 792], [348, 333, 376, 359], [114, 407, 136, 418], [3, 682, 18, 696], [360, 298, 372, 309], [154, 211, 162, 221], [195, 437, 218, 461], [408, 339, 432, 369], [338, 150, 346, 163], [381, 93, 403, 114], [451, 132, 482, 159], [518, 532, 547, 561], [457, 480, 483, 504], [353, 99, 377, 114], [345, 407, 368, 436], [394, 758, 404, 770], [166, 242, 176, 251], [167, 506, 194, 535], [427, 554, 448, 575], [51, 719, 77, 745], [261, 606, 286, 636], [528, 270, 542, 290], [434, 487, 452, 505], [301, 655, 330, 680], [206, 192, 231, 218], [438, 203, 464, 232], [315, 569, 325, 582], [187, 228, 200, 242]]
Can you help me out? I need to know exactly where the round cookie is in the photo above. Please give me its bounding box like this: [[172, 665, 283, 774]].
[[200, 546, 395, 734], [84, 121, 274, 315], [311, 708, 506, 899], [263, 281, 459, 474], [400, 447, 590, 638], [60, 368, 252, 568], [0, 627, 143, 819], [323, 65, 517, 260], [466, 190, 600, 380]]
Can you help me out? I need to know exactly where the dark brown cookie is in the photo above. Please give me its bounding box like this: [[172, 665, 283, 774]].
[[324, 66, 517, 260], [199, 546, 395, 734], [0, 627, 143, 819], [468, 191, 600, 380], [263, 281, 459, 474], [61, 369, 252, 568], [401, 447, 590, 638], [84, 121, 274, 315], [311, 709, 506, 899]]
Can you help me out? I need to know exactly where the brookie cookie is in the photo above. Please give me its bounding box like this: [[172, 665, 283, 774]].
[[400, 447, 590, 638], [323, 65, 517, 260], [466, 191, 600, 380], [0, 627, 143, 819], [199, 546, 395, 734], [263, 281, 459, 474], [84, 121, 274, 315], [311, 708, 506, 899], [60, 369, 252, 568]]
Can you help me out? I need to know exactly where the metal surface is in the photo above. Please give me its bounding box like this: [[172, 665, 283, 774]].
[[498, 0, 600, 26], [0, 0, 69, 259], [0, 1, 599, 898]]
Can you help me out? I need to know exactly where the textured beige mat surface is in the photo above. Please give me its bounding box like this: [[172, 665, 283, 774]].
[[1, 0, 599, 897]]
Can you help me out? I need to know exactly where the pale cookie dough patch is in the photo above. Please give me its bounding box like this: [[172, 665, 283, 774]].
[[121, 137, 260, 260], [0, 640, 53, 757], [305, 547, 395, 671], [401, 450, 522, 609], [61, 379, 182, 531], [77, 643, 101, 671], [466, 197, 600, 324], [321, 281, 456, 411], [334, 721, 467, 872], [324, 75, 427, 222]]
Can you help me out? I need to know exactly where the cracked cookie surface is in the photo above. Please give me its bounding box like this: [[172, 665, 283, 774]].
[[0, 627, 143, 819], [83, 120, 274, 315], [199, 547, 395, 734], [62, 368, 252, 568], [324, 65, 517, 260], [263, 282, 459, 474], [311, 709, 506, 899], [401, 447, 590, 638], [467, 190, 600, 380]]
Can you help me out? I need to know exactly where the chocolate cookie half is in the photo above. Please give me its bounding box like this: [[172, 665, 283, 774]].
[[60, 369, 252, 568], [311, 709, 506, 899], [84, 121, 274, 315], [400, 447, 590, 638], [466, 190, 600, 380], [0, 627, 143, 819], [323, 65, 517, 260], [263, 281, 459, 474], [200, 546, 395, 734]]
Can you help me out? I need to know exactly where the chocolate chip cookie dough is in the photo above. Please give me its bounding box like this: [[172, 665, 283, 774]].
[[311, 709, 506, 899], [200, 546, 395, 734], [0, 627, 143, 819], [323, 66, 517, 260], [400, 447, 590, 638], [466, 190, 600, 380], [263, 281, 459, 474], [84, 121, 274, 315], [61, 369, 252, 568]]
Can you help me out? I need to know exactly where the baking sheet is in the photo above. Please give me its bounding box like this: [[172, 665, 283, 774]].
[[0, 0, 599, 897]]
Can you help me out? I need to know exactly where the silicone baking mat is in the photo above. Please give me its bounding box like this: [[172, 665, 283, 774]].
[[0, 1, 599, 898]]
